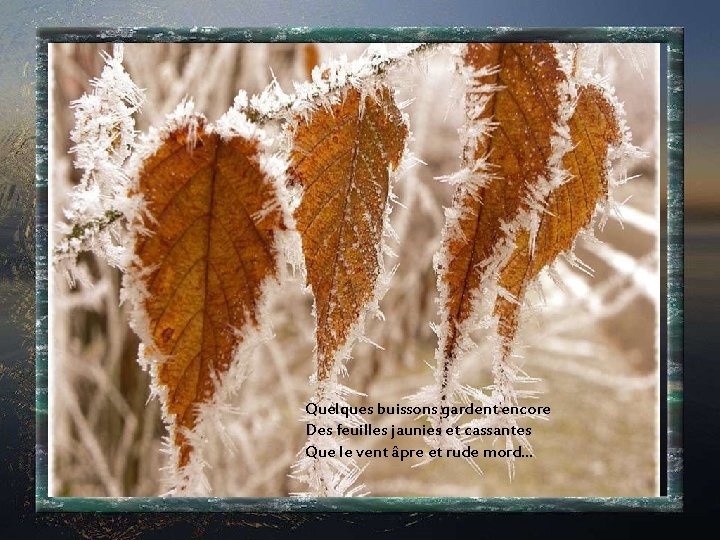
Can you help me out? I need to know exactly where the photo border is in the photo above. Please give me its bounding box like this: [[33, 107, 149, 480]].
[[35, 26, 683, 512]]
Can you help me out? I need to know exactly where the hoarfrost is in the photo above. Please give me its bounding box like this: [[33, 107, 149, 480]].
[[55, 44, 144, 278]]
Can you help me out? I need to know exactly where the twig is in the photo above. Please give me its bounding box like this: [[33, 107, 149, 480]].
[[53, 209, 124, 261], [242, 43, 441, 124]]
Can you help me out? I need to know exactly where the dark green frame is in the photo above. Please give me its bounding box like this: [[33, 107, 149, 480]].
[[35, 26, 683, 512]]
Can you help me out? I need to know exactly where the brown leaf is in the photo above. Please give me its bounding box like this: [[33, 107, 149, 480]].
[[439, 43, 565, 368], [132, 118, 284, 469], [494, 84, 622, 350], [301, 43, 320, 80], [289, 87, 408, 380]]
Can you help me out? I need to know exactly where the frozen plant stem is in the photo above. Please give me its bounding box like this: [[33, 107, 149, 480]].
[[54, 43, 144, 274], [242, 43, 441, 125]]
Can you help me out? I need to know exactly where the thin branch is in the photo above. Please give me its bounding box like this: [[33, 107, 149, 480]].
[[242, 43, 442, 125], [53, 209, 124, 260]]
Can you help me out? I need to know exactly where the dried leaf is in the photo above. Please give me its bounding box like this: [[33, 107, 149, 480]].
[[439, 44, 566, 370], [289, 87, 408, 380], [132, 117, 284, 470], [302, 43, 320, 80], [494, 84, 622, 350]]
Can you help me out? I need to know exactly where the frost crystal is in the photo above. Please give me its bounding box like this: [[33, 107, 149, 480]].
[[55, 44, 144, 278], [290, 382, 368, 497]]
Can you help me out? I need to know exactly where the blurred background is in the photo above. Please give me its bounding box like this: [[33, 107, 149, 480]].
[[49, 42, 659, 497]]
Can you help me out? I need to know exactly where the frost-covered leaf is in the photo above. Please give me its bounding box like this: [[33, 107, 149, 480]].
[[289, 86, 408, 381], [129, 111, 285, 474], [415, 44, 632, 478], [437, 44, 567, 389], [287, 86, 407, 497], [495, 84, 622, 353]]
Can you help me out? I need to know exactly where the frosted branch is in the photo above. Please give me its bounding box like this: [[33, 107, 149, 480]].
[[242, 43, 441, 125], [54, 43, 144, 275]]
